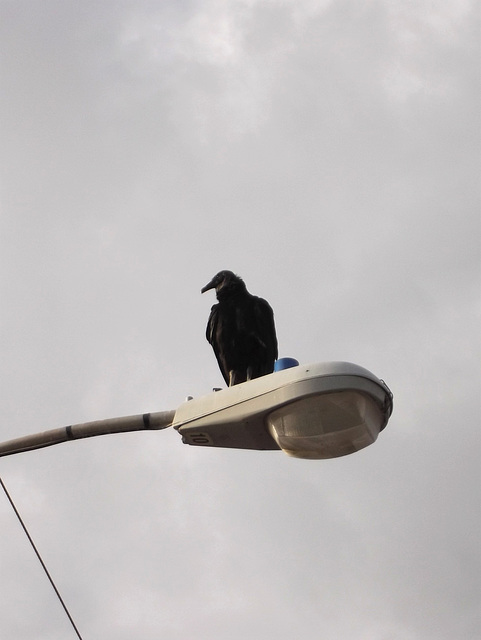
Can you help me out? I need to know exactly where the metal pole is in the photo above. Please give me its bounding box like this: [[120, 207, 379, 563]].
[[0, 410, 176, 457]]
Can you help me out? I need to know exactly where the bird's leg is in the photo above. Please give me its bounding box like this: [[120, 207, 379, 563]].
[[229, 370, 247, 386], [246, 366, 253, 381]]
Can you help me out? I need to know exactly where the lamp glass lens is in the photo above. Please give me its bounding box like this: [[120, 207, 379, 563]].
[[267, 391, 383, 459]]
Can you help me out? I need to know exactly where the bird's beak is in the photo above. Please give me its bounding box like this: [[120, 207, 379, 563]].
[[201, 278, 216, 294]]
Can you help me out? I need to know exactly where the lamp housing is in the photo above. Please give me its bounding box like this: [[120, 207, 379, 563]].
[[173, 362, 392, 459]]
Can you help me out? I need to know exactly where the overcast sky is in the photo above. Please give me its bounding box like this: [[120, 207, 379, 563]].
[[1, 1, 480, 639]]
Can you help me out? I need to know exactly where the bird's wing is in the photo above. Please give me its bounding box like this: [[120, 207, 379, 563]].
[[205, 304, 230, 385], [205, 304, 218, 345], [253, 297, 278, 362]]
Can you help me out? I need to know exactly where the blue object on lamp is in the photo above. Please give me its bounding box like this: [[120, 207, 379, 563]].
[[274, 357, 300, 371]]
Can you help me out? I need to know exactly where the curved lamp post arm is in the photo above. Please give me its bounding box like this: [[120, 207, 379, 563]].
[[0, 410, 176, 458], [0, 363, 393, 461]]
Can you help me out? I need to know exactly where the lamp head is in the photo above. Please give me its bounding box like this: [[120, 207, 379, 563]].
[[173, 362, 393, 459]]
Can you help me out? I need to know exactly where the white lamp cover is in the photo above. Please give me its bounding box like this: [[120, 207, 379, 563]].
[[267, 390, 384, 459]]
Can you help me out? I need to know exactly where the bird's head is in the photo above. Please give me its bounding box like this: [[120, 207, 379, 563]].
[[201, 270, 245, 298]]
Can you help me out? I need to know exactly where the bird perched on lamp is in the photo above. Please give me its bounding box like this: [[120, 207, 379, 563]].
[[201, 270, 278, 386]]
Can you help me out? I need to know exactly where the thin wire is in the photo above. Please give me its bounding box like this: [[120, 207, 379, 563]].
[[0, 476, 84, 640]]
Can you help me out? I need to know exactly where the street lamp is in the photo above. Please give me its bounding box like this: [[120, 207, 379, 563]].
[[0, 361, 392, 460], [175, 361, 392, 459]]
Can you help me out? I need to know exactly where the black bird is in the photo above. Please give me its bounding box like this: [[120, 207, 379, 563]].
[[201, 270, 278, 386]]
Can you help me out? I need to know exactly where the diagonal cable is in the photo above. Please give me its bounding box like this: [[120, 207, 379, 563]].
[[0, 476, 83, 640]]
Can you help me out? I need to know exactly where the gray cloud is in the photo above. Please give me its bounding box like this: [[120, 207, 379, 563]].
[[1, 1, 479, 638]]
